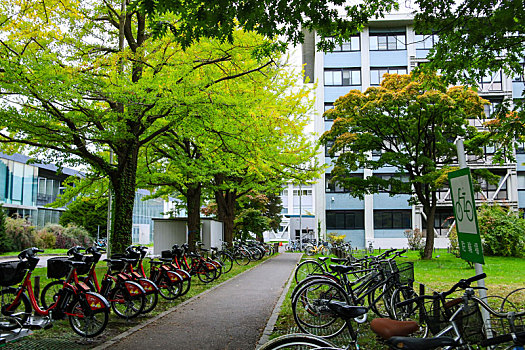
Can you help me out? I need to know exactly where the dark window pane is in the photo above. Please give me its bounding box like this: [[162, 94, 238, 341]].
[[345, 213, 355, 229]]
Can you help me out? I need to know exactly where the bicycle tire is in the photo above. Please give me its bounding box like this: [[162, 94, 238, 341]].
[[0, 288, 31, 330], [368, 283, 395, 319], [259, 333, 338, 350], [40, 279, 64, 309], [197, 263, 217, 283], [157, 274, 182, 300], [292, 279, 352, 338], [216, 252, 234, 274], [390, 286, 428, 337], [234, 249, 250, 266], [295, 260, 325, 284], [68, 298, 109, 337], [109, 283, 145, 318]]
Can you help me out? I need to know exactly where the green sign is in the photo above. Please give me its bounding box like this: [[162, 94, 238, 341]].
[[448, 168, 485, 264]]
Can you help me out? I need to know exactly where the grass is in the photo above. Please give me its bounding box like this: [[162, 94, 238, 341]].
[[271, 249, 525, 349], [1, 254, 275, 349]]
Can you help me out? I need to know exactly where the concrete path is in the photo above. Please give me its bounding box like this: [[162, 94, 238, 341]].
[[100, 253, 301, 350]]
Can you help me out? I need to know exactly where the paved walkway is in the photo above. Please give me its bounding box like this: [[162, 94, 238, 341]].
[[98, 253, 301, 350]]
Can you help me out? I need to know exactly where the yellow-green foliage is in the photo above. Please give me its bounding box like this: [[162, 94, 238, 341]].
[[327, 232, 346, 244]]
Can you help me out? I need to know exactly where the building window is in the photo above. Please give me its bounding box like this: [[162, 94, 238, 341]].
[[293, 189, 312, 196], [325, 140, 350, 157], [374, 210, 411, 229], [324, 68, 361, 86], [370, 32, 406, 51], [479, 70, 502, 91], [414, 33, 438, 50], [324, 103, 335, 121], [370, 67, 407, 86], [326, 36, 361, 52], [325, 173, 362, 193], [326, 210, 364, 229]]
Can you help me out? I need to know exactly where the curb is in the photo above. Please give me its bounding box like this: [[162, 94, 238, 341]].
[[92, 255, 277, 350], [256, 253, 301, 349]]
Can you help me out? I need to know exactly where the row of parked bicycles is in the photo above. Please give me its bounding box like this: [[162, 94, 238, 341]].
[[262, 249, 525, 349], [0, 239, 275, 342]]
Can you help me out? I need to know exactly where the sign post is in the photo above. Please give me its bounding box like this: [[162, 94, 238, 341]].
[[448, 167, 484, 264], [450, 138, 491, 337]]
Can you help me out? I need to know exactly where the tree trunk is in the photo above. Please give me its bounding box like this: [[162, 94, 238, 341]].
[[215, 190, 236, 244], [186, 184, 202, 252], [422, 205, 437, 260], [109, 146, 139, 254]]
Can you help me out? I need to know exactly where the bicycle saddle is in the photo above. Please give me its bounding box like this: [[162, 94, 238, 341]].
[[318, 257, 330, 262], [370, 318, 419, 340], [328, 264, 355, 274], [327, 301, 367, 320], [387, 336, 457, 350]]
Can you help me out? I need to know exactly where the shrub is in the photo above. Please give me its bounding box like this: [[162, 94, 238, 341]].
[[404, 228, 426, 258], [0, 204, 14, 253], [327, 232, 346, 245], [5, 216, 38, 251], [52, 223, 92, 249], [36, 229, 57, 249], [478, 204, 525, 258], [448, 226, 460, 258]]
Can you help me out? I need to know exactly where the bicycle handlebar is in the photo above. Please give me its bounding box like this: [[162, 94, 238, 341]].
[[17, 247, 44, 260], [481, 330, 525, 347], [67, 246, 86, 256], [397, 274, 487, 308]]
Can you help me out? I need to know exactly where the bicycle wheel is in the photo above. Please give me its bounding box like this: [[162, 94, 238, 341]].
[[234, 249, 250, 266], [209, 260, 222, 279], [368, 283, 395, 318], [157, 274, 182, 300], [259, 333, 338, 350], [216, 252, 234, 274], [292, 279, 352, 338], [305, 247, 315, 256], [41, 280, 64, 309], [320, 246, 330, 256], [0, 288, 31, 330], [390, 286, 428, 337], [68, 299, 109, 337], [136, 278, 158, 314], [295, 260, 325, 284], [197, 263, 217, 283], [109, 283, 145, 318]]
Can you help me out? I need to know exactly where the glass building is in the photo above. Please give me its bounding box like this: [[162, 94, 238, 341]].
[[0, 152, 166, 243]]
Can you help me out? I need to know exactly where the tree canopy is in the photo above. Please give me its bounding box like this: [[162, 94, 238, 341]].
[[321, 72, 490, 259]]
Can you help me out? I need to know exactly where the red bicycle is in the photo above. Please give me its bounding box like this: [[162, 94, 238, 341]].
[[0, 247, 109, 337]]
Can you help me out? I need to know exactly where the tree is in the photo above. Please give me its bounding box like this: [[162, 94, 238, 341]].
[[320, 72, 490, 259], [415, 0, 524, 84], [0, 0, 284, 253], [132, 0, 399, 50], [59, 197, 108, 239], [234, 208, 271, 242]]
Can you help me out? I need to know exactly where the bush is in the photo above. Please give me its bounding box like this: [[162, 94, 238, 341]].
[[0, 204, 14, 253], [52, 223, 92, 249], [478, 204, 525, 258], [36, 229, 57, 249], [327, 232, 346, 245], [448, 226, 460, 258], [5, 216, 38, 251]]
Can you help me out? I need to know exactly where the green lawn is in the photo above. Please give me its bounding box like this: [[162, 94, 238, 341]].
[[1, 249, 69, 257], [271, 250, 525, 348]]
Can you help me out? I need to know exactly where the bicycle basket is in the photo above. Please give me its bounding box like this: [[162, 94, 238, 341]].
[[47, 257, 71, 279], [423, 297, 484, 343], [161, 250, 174, 259], [109, 255, 126, 273], [76, 255, 94, 275], [397, 262, 414, 286], [0, 260, 27, 287]]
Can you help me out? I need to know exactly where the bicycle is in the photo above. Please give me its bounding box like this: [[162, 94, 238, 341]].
[[0, 247, 109, 337], [304, 240, 330, 256]]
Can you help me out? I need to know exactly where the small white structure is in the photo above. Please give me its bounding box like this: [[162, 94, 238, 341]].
[[152, 218, 224, 255]]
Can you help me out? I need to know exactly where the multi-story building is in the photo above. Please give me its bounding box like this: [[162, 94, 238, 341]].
[[296, 13, 524, 249], [0, 152, 165, 243]]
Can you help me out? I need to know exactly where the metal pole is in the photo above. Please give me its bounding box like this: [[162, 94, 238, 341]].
[[299, 184, 302, 250], [456, 137, 492, 337]]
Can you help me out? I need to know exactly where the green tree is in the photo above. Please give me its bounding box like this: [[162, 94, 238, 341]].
[[0, 0, 285, 253], [59, 197, 108, 239], [415, 0, 524, 85], [132, 0, 399, 50], [234, 208, 271, 242], [321, 72, 491, 259]]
